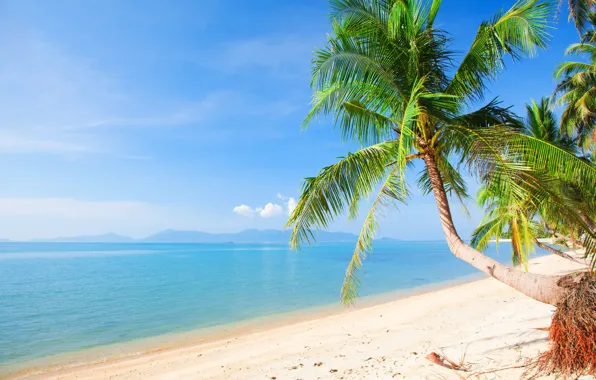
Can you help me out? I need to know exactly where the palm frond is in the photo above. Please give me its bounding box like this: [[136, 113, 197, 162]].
[[304, 82, 400, 145], [287, 141, 398, 249], [471, 217, 504, 252], [427, 0, 443, 30], [341, 167, 407, 305], [447, 0, 552, 101], [553, 41, 596, 147], [564, 0, 596, 36], [505, 133, 596, 191]]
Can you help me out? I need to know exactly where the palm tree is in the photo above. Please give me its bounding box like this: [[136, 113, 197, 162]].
[[526, 97, 577, 151], [561, 0, 596, 37], [471, 98, 584, 266], [554, 41, 596, 159], [286, 0, 596, 374], [581, 11, 596, 41]]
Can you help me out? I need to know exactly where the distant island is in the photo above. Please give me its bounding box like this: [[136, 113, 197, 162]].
[[5, 229, 400, 244]]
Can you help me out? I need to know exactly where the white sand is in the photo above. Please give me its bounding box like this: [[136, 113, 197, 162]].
[[11, 253, 586, 380]]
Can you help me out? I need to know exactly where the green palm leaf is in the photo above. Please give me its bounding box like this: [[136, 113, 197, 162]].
[[341, 167, 407, 305], [447, 0, 552, 101], [287, 141, 399, 249]]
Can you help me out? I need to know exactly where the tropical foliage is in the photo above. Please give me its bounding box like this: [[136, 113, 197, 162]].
[[562, 0, 596, 39], [470, 97, 596, 268], [286, 0, 596, 306], [554, 41, 596, 159]]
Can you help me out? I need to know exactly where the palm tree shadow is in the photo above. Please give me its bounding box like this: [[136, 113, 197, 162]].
[[483, 337, 548, 354]]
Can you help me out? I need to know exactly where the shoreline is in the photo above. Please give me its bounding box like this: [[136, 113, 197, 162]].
[[4, 253, 586, 379], [3, 271, 487, 379]]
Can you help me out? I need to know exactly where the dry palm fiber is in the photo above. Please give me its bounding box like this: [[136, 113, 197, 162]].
[[532, 272, 596, 378]]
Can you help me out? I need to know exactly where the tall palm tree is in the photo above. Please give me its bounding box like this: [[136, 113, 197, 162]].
[[554, 41, 596, 159], [287, 0, 596, 307]]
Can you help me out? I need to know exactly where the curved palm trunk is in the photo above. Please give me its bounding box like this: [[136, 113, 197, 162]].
[[423, 153, 568, 306], [534, 238, 584, 265]]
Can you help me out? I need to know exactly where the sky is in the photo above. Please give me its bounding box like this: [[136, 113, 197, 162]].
[[0, 0, 583, 240]]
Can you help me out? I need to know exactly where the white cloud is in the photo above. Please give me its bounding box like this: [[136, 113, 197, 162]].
[[233, 204, 256, 217], [235, 194, 297, 219], [277, 193, 298, 215], [259, 203, 284, 218], [287, 197, 297, 215], [233, 202, 284, 218]]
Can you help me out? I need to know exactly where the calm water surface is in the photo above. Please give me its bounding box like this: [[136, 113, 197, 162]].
[[0, 240, 541, 371]]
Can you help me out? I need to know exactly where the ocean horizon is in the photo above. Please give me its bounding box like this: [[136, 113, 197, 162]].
[[0, 240, 545, 374]]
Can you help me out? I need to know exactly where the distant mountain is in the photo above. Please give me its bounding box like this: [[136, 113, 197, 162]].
[[141, 230, 217, 243], [142, 229, 361, 243], [376, 236, 402, 241], [30, 233, 134, 243], [19, 229, 399, 243]]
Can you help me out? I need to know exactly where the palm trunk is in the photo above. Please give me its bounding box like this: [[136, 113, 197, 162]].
[[423, 152, 568, 306], [579, 211, 596, 231], [534, 238, 584, 265], [554, 232, 583, 248]]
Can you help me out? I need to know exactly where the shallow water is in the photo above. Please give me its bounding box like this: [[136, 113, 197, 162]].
[[0, 240, 539, 371]]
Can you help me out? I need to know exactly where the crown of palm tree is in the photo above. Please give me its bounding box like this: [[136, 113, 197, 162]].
[[526, 97, 578, 152], [562, 0, 596, 38], [555, 41, 596, 158]]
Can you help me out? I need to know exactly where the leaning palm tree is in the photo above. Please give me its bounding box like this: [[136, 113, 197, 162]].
[[287, 0, 596, 375], [554, 41, 596, 159]]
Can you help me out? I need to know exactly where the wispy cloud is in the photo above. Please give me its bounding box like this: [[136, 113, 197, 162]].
[[0, 198, 161, 218], [0, 21, 129, 156], [0, 22, 302, 156], [78, 91, 237, 130], [0, 130, 95, 155], [0, 197, 207, 240], [220, 35, 314, 70], [100, 92, 300, 127], [198, 34, 320, 79]]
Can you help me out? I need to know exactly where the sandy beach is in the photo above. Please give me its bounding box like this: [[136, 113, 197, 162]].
[[8, 253, 586, 380]]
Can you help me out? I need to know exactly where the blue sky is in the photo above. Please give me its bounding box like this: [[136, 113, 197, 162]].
[[0, 0, 582, 240]]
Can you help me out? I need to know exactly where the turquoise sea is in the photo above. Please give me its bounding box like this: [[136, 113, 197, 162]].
[[0, 240, 544, 373]]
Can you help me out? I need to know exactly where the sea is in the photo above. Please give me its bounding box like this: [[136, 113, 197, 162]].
[[0, 240, 544, 374]]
